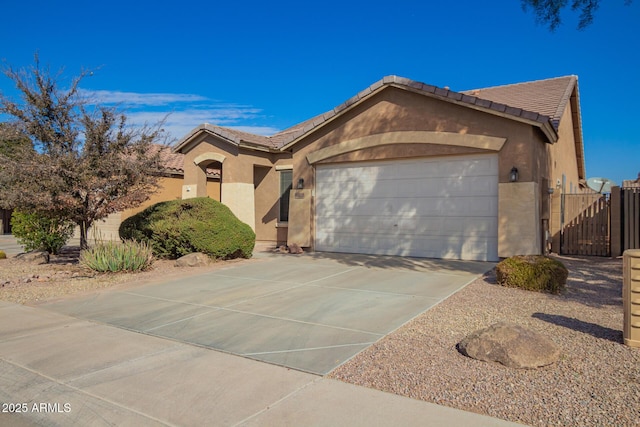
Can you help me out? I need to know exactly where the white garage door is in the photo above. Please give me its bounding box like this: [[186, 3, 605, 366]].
[[315, 154, 498, 261]]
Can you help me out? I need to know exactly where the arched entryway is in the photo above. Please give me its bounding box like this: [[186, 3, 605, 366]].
[[186, 152, 225, 201]]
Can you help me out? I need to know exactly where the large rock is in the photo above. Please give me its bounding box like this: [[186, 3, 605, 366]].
[[287, 243, 304, 254], [458, 322, 560, 369], [175, 252, 211, 267], [15, 250, 50, 265]]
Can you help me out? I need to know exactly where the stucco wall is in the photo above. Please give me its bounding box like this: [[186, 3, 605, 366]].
[[546, 96, 586, 253], [551, 99, 583, 193], [175, 85, 582, 257], [179, 134, 292, 242], [82, 176, 220, 242], [290, 87, 545, 254], [120, 176, 220, 221], [498, 182, 541, 257], [291, 88, 537, 189]]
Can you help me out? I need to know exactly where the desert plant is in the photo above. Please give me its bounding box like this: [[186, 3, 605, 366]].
[[10, 210, 75, 254], [119, 197, 255, 260], [0, 56, 167, 250], [0, 250, 6, 259], [80, 239, 154, 272], [495, 255, 568, 294]]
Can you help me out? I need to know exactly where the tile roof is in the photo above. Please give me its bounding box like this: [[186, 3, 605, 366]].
[[461, 75, 578, 130], [174, 75, 580, 154], [154, 145, 219, 177]]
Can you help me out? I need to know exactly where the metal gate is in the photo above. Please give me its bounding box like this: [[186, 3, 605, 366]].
[[561, 193, 610, 256]]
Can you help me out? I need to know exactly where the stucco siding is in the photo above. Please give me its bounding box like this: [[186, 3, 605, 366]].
[[551, 101, 583, 193], [499, 182, 541, 257], [292, 88, 538, 189], [288, 87, 545, 255]]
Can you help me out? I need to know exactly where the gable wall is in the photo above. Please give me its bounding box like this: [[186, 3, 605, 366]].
[[549, 100, 583, 193], [291, 87, 539, 189]]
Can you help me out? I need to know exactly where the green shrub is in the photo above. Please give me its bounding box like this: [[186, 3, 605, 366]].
[[495, 255, 568, 294], [11, 210, 75, 255], [119, 197, 255, 260], [80, 240, 154, 272], [0, 250, 6, 259]]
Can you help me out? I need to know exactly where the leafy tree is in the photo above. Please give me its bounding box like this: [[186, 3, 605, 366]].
[[0, 56, 166, 249], [0, 122, 33, 160], [521, 0, 633, 31]]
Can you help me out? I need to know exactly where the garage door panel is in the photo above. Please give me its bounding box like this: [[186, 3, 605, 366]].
[[316, 154, 499, 261], [316, 233, 497, 260]]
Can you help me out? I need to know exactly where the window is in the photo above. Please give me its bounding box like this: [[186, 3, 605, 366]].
[[279, 170, 292, 222]]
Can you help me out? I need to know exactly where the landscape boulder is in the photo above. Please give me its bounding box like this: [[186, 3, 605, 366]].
[[15, 250, 50, 265], [287, 243, 304, 254], [175, 252, 210, 267], [457, 322, 560, 369]]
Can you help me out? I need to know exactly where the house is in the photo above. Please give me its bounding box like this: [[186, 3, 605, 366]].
[[172, 75, 586, 262], [1, 75, 591, 260]]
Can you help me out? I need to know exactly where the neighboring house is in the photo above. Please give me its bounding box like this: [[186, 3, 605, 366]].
[[173, 75, 586, 262], [622, 174, 640, 188]]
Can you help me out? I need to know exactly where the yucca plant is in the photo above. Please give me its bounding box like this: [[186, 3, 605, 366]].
[[80, 240, 154, 272]]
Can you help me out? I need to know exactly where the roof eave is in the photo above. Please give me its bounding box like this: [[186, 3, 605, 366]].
[[237, 141, 279, 153], [397, 84, 560, 144], [278, 84, 389, 151], [278, 78, 560, 151], [570, 83, 586, 180]]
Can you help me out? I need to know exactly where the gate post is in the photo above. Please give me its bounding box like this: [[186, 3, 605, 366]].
[[550, 192, 562, 253], [611, 186, 622, 257], [623, 249, 640, 347]]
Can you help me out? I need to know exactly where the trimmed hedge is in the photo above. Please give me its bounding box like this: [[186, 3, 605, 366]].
[[495, 255, 568, 294], [119, 197, 255, 260]]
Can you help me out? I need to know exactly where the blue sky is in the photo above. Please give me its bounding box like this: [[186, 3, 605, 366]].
[[1, 0, 638, 185]]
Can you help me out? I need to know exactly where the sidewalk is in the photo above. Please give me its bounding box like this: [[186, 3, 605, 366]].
[[0, 233, 24, 256], [0, 301, 521, 426]]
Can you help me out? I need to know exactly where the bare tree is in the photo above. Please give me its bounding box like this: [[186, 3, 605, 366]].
[[0, 56, 166, 249], [521, 0, 633, 31]]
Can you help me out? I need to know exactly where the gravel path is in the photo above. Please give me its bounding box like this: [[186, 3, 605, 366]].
[[329, 255, 640, 427]]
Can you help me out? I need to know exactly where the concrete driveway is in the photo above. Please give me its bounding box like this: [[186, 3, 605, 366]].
[[41, 251, 492, 375]]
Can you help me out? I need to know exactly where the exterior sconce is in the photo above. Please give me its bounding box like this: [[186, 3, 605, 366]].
[[296, 178, 304, 189], [509, 167, 519, 182], [548, 187, 555, 194]]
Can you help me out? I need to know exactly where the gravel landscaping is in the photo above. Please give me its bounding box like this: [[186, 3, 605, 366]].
[[0, 246, 256, 305], [2, 244, 638, 426], [329, 255, 640, 426]]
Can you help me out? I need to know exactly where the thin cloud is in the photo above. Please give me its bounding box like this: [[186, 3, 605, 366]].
[[79, 89, 208, 106], [80, 89, 281, 140]]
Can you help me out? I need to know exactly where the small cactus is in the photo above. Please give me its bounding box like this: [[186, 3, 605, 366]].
[[0, 250, 6, 260]]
